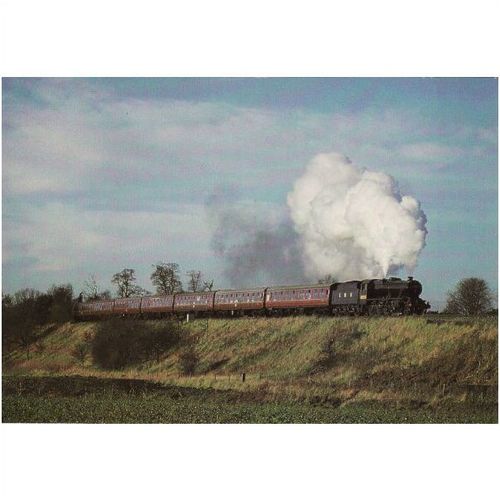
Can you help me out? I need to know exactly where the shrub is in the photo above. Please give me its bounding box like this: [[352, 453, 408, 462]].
[[91, 320, 181, 369]]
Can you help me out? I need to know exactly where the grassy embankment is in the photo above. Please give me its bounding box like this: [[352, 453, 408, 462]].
[[3, 316, 498, 423]]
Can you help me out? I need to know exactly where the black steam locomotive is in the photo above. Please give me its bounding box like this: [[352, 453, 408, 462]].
[[74, 276, 430, 320], [331, 276, 429, 315]]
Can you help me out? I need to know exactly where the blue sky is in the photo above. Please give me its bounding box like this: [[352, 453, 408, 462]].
[[2, 78, 497, 309]]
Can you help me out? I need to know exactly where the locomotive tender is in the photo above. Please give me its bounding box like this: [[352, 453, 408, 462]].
[[74, 276, 429, 320]]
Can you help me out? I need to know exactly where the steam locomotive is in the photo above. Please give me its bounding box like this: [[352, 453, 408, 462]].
[[74, 276, 430, 321]]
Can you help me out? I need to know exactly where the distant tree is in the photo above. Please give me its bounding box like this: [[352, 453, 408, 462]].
[[112, 268, 142, 298], [82, 273, 113, 301], [3, 289, 42, 354], [186, 270, 203, 292], [14, 288, 41, 307], [3, 284, 74, 354], [83, 274, 100, 300], [13, 288, 51, 324], [443, 277, 495, 315], [318, 274, 335, 285], [203, 279, 215, 291], [47, 284, 73, 323], [151, 262, 183, 295], [2, 293, 13, 308]]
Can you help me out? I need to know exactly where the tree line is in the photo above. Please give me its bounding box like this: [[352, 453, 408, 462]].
[[82, 263, 214, 300], [2, 284, 74, 356]]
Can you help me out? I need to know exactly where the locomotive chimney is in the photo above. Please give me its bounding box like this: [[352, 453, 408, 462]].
[[408, 276, 413, 281]]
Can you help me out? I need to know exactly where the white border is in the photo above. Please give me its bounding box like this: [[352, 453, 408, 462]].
[[1, 1, 499, 499]]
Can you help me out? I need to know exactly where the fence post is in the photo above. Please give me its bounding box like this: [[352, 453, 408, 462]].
[[241, 372, 246, 383]]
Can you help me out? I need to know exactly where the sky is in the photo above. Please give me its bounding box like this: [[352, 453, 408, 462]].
[[2, 77, 498, 309]]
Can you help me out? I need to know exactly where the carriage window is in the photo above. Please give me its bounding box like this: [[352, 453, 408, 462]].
[[350, 292, 353, 297], [344, 292, 347, 297]]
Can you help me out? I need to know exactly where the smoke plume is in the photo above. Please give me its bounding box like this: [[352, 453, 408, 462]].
[[206, 188, 305, 287], [208, 152, 427, 286], [287, 153, 427, 281]]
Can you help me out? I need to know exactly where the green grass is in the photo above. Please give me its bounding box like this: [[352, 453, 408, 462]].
[[3, 375, 496, 423], [2, 316, 498, 423]]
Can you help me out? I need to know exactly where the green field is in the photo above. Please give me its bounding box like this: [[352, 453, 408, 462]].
[[2, 316, 498, 423]]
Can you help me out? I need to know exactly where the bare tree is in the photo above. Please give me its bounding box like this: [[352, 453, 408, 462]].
[[151, 262, 183, 295], [14, 288, 41, 305], [186, 270, 203, 292], [111, 268, 142, 298], [83, 274, 100, 300], [203, 279, 215, 291], [443, 277, 495, 315]]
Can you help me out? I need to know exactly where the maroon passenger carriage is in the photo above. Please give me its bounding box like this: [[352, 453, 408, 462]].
[[74, 299, 114, 320], [265, 284, 331, 314], [113, 297, 141, 316], [172, 292, 215, 316], [140, 295, 174, 317], [213, 288, 266, 316]]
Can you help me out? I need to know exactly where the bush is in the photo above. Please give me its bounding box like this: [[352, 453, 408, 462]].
[[2, 284, 74, 355], [91, 320, 181, 369]]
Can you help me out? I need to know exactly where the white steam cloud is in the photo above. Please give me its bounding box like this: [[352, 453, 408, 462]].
[[287, 153, 427, 281]]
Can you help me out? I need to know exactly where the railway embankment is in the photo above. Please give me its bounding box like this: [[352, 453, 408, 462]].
[[3, 316, 497, 422]]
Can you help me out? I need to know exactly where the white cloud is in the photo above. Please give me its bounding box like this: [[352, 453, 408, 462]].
[[5, 82, 492, 200]]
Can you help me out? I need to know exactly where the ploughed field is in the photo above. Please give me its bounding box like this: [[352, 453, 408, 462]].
[[2, 316, 498, 423]]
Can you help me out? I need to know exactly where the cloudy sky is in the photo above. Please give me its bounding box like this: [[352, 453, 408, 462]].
[[2, 78, 497, 309]]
